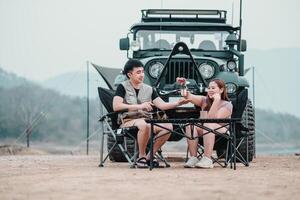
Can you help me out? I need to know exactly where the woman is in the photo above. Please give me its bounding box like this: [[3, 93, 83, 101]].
[[178, 78, 233, 168]]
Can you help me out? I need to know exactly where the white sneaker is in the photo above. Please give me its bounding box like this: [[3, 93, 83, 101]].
[[195, 156, 214, 168], [184, 156, 199, 168]]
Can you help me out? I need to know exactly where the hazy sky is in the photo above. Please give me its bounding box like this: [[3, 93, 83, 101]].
[[1, 0, 300, 81]]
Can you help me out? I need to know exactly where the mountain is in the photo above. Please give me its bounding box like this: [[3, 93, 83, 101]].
[[0, 68, 100, 145], [0, 67, 300, 152], [41, 71, 109, 98], [0, 67, 31, 88], [41, 48, 300, 117], [245, 48, 300, 117]]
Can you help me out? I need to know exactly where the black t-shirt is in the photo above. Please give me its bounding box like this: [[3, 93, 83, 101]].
[[114, 84, 159, 101]]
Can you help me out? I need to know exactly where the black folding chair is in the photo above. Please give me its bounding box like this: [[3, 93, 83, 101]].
[[98, 87, 139, 168], [98, 87, 170, 168], [185, 101, 252, 168], [185, 122, 232, 168]]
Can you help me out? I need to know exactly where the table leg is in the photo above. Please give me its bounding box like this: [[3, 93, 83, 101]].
[[233, 122, 237, 170], [230, 123, 233, 169], [149, 123, 154, 171]]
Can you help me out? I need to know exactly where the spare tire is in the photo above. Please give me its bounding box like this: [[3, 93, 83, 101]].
[[236, 100, 255, 162]]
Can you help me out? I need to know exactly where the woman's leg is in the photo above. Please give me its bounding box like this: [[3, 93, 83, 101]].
[[202, 123, 227, 158], [185, 125, 202, 157]]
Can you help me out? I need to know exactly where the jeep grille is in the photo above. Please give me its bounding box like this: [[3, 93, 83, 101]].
[[165, 60, 199, 84]]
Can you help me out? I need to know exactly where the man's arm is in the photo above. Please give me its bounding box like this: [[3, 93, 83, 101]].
[[113, 96, 154, 112], [152, 97, 189, 110]]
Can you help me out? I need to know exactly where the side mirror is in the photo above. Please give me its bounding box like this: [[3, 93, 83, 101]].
[[240, 39, 247, 52], [119, 38, 129, 50]]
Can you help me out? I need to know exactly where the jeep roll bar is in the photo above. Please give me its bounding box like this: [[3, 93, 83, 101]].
[[141, 9, 227, 23]]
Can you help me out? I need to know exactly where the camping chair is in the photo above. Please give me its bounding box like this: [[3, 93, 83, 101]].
[[98, 87, 139, 168], [98, 87, 170, 168], [185, 97, 252, 168], [219, 90, 253, 167], [185, 122, 233, 168]]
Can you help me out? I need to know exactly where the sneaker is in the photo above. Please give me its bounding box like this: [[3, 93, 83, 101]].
[[184, 156, 199, 168], [195, 156, 214, 169]]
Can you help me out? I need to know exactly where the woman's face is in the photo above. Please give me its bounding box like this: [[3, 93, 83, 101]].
[[207, 81, 224, 99]]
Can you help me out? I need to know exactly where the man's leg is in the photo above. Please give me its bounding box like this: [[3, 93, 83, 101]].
[[122, 118, 150, 158], [146, 123, 172, 159]]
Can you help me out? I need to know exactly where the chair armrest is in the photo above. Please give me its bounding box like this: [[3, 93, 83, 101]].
[[99, 109, 128, 122]]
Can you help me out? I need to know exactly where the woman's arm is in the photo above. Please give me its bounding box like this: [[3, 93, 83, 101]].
[[185, 92, 205, 107], [208, 95, 232, 119], [215, 107, 232, 118]]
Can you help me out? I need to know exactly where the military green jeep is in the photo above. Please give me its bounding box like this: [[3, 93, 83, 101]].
[[94, 9, 255, 163]]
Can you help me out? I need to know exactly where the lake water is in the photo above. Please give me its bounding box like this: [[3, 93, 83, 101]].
[[257, 146, 300, 155]]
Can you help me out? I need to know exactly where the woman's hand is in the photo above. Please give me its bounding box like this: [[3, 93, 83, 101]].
[[184, 91, 191, 99], [176, 77, 186, 84], [177, 98, 190, 106], [211, 93, 221, 101]]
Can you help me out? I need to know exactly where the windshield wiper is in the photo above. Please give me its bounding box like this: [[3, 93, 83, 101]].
[[190, 48, 204, 51], [144, 48, 170, 51]]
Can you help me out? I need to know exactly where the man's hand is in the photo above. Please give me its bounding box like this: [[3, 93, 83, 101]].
[[140, 102, 154, 111], [177, 98, 190, 106]]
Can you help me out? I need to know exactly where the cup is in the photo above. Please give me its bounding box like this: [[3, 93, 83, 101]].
[[200, 111, 208, 119], [180, 88, 187, 97]]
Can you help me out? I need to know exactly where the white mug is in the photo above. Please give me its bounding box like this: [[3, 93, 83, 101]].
[[200, 111, 208, 119]]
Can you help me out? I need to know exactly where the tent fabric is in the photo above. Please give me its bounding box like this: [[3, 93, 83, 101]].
[[92, 63, 122, 90]]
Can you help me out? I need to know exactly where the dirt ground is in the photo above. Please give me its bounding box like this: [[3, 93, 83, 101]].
[[0, 154, 299, 200]]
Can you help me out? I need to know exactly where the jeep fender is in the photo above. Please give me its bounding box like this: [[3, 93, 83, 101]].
[[214, 72, 249, 88]]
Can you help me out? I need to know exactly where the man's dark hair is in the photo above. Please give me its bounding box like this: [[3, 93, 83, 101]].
[[123, 59, 144, 78]]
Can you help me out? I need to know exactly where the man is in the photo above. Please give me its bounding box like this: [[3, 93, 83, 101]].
[[113, 59, 187, 168]]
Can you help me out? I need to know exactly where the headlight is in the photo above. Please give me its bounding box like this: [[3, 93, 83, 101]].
[[130, 40, 140, 51], [226, 83, 237, 93], [227, 60, 236, 70], [149, 62, 164, 78], [198, 63, 215, 79]]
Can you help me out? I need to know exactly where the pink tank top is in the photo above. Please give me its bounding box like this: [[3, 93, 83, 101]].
[[202, 97, 233, 117]]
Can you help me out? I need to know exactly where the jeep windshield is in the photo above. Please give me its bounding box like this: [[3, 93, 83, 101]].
[[135, 30, 230, 51]]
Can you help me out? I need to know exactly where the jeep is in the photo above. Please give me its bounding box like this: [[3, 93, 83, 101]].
[[94, 8, 255, 163]]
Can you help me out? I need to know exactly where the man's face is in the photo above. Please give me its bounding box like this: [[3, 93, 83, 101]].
[[127, 66, 144, 84]]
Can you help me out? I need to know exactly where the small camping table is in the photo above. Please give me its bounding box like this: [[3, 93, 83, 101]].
[[145, 118, 240, 170]]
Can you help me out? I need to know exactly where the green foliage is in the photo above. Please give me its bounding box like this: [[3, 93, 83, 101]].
[[0, 68, 29, 89], [0, 77, 99, 145], [256, 109, 300, 146], [1, 67, 300, 148]]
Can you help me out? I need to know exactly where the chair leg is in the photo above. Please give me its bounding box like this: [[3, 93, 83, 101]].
[[197, 144, 204, 159], [246, 135, 249, 166], [101, 141, 118, 166], [117, 144, 136, 168], [130, 140, 138, 164], [185, 146, 189, 162], [156, 149, 171, 168], [99, 123, 105, 167]]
